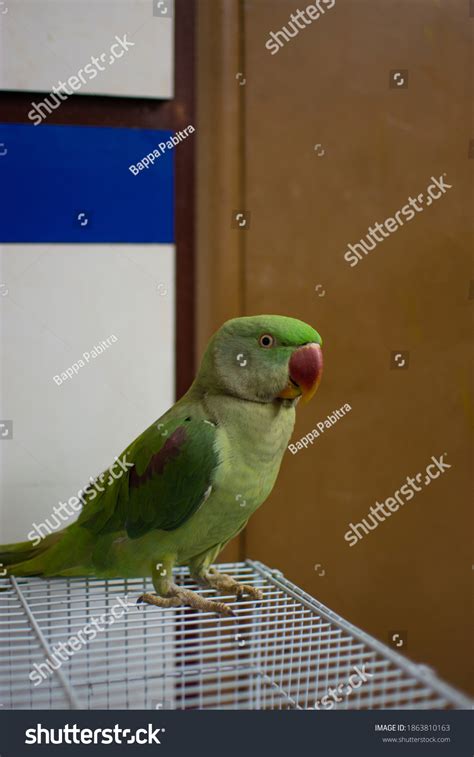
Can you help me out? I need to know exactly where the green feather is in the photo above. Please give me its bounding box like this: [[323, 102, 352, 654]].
[[1, 314, 323, 585]]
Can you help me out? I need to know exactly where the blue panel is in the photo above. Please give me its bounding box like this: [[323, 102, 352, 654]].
[[0, 123, 174, 243]]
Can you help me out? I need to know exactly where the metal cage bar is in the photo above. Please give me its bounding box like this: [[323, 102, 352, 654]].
[[0, 560, 471, 710]]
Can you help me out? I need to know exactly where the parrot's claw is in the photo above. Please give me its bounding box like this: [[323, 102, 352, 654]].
[[136, 588, 234, 617], [197, 568, 264, 601], [233, 584, 263, 601]]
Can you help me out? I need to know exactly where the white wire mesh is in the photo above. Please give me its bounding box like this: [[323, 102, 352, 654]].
[[0, 560, 470, 710]]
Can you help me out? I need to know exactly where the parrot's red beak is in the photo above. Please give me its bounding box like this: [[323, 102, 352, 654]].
[[278, 343, 323, 404]]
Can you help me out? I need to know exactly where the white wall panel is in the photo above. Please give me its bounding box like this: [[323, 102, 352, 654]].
[[0, 243, 175, 541], [0, 0, 174, 99]]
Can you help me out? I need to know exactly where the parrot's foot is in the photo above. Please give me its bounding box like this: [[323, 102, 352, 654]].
[[196, 567, 263, 601], [136, 585, 234, 617]]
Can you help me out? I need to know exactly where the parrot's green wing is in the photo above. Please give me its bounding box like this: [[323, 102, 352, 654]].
[[78, 415, 219, 539]]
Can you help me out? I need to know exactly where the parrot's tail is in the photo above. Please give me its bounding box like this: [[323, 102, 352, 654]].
[[0, 531, 65, 576]]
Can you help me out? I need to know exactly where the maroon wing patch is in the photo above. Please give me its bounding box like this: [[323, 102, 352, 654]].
[[129, 426, 187, 490]]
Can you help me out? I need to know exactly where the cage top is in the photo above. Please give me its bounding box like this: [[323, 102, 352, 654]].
[[0, 559, 471, 711]]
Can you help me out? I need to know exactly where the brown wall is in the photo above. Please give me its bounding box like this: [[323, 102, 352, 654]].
[[197, 0, 473, 694]]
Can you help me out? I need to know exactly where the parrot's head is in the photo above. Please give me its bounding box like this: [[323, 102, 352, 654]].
[[197, 315, 323, 405]]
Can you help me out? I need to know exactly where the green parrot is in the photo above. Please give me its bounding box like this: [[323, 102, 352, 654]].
[[1, 315, 323, 615]]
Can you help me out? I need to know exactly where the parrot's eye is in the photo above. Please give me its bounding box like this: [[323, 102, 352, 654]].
[[259, 334, 275, 348]]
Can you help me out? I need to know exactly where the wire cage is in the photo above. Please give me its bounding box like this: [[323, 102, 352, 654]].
[[0, 560, 470, 710]]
